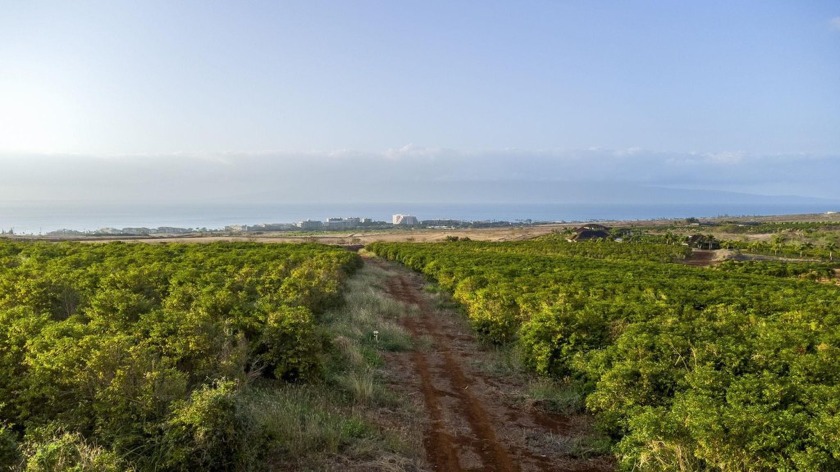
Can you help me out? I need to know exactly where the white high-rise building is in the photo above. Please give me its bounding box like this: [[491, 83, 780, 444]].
[[392, 214, 419, 225]]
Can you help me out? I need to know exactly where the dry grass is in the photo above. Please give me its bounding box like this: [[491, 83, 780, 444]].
[[307, 262, 426, 470]]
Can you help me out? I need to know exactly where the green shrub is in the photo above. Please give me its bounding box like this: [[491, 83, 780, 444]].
[[467, 290, 519, 344], [518, 302, 607, 377], [162, 380, 258, 471], [22, 430, 124, 472], [0, 423, 21, 470], [255, 306, 320, 382]]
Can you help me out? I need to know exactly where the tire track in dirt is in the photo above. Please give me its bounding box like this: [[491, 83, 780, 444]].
[[401, 309, 461, 470], [389, 275, 518, 472], [376, 259, 615, 472]]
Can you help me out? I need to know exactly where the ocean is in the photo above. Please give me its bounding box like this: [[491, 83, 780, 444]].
[[1, 201, 838, 235]]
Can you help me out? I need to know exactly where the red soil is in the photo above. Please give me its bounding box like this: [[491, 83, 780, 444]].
[[376, 260, 615, 472]]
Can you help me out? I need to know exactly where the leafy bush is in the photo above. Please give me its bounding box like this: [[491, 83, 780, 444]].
[[255, 306, 320, 382], [162, 380, 258, 472], [519, 301, 608, 377], [0, 423, 20, 470], [21, 430, 124, 472]]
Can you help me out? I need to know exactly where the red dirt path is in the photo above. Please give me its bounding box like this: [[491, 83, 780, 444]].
[[375, 259, 614, 472]]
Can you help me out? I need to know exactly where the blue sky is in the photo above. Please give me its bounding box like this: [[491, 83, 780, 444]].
[[1, 1, 839, 204]]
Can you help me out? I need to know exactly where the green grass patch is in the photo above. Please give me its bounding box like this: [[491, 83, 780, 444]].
[[240, 384, 373, 459], [526, 378, 587, 415]]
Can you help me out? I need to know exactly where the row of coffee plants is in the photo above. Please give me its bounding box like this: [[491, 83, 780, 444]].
[[0, 241, 362, 470], [369, 238, 840, 471], [713, 260, 837, 280]]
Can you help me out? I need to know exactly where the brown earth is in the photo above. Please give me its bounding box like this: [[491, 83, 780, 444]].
[[372, 259, 614, 472], [682, 250, 716, 267], [679, 249, 816, 267], [56, 225, 570, 245]]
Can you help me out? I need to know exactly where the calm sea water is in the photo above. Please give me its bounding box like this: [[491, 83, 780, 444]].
[[1, 202, 838, 235]]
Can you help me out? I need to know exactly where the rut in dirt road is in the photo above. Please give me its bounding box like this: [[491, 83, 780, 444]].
[[387, 275, 518, 472], [378, 260, 614, 472]]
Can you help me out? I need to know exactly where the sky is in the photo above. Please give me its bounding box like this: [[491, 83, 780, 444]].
[[1, 1, 840, 206]]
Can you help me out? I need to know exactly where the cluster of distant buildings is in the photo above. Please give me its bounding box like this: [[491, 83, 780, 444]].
[[24, 213, 537, 237], [295, 217, 374, 231], [38, 214, 422, 236], [247, 214, 421, 232], [45, 226, 198, 237]]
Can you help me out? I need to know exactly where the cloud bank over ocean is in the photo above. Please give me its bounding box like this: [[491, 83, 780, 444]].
[[2, 148, 838, 205]]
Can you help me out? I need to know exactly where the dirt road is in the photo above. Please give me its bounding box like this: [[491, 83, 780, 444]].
[[375, 260, 614, 472]]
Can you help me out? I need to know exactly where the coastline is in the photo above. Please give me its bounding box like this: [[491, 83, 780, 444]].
[[3, 211, 838, 245]]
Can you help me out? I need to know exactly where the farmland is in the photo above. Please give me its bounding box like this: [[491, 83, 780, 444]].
[[2, 216, 840, 470], [0, 241, 385, 470], [369, 234, 840, 470]]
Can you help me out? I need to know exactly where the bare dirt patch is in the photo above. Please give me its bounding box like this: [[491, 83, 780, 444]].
[[682, 249, 716, 267], [70, 226, 568, 245], [373, 259, 614, 472]]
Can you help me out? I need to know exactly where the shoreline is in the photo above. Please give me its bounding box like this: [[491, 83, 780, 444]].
[[2, 212, 838, 245]]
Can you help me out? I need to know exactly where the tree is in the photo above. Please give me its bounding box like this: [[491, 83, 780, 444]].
[[771, 234, 786, 256], [826, 241, 837, 262]]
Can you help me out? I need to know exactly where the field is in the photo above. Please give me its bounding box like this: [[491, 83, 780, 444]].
[[0, 241, 381, 470], [368, 232, 840, 470], [2, 213, 840, 470], [17, 211, 839, 247]]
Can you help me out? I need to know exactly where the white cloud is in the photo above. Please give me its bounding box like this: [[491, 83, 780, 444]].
[[831, 17, 840, 30], [705, 151, 746, 164], [612, 147, 644, 157], [383, 144, 443, 160]]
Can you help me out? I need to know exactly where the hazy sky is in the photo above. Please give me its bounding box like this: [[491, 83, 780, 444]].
[[2, 1, 840, 203]]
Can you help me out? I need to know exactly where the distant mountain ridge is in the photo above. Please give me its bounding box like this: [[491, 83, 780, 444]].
[[244, 180, 840, 207]]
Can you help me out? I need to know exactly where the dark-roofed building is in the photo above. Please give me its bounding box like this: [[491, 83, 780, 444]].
[[567, 225, 611, 242], [686, 234, 720, 250]]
